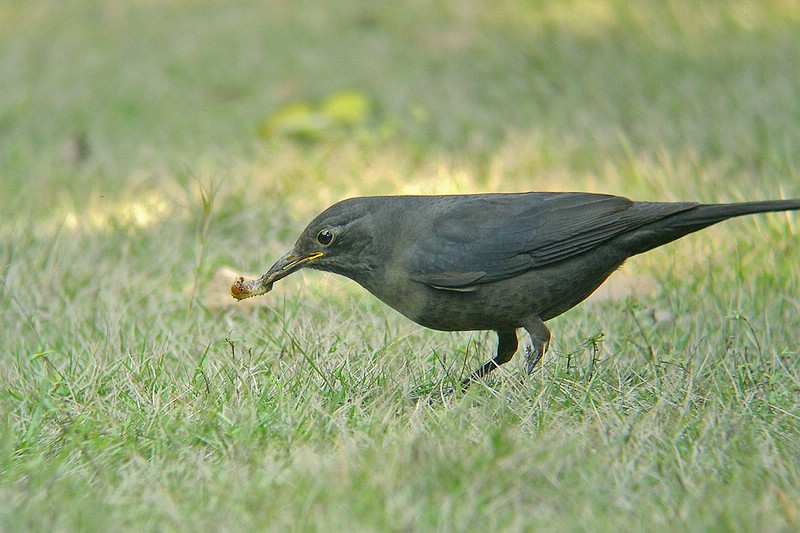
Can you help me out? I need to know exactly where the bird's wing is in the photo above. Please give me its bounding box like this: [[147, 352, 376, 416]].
[[407, 192, 696, 289]]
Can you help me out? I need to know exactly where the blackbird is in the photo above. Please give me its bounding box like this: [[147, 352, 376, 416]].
[[232, 192, 800, 386]]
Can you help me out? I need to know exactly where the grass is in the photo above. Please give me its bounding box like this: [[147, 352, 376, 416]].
[[1, 0, 800, 531]]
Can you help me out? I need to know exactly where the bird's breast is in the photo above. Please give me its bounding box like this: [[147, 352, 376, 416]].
[[358, 269, 519, 332]]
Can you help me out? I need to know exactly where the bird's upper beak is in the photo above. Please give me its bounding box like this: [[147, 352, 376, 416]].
[[264, 250, 324, 284], [231, 250, 324, 300]]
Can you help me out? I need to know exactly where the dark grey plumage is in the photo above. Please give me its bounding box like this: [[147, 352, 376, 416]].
[[237, 192, 800, 386]]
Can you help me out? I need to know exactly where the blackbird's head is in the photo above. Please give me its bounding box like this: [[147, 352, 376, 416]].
[[242, 197, 390, 296]]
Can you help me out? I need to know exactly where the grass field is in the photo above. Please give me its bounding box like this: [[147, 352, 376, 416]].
[[2, 1, 800, 531]]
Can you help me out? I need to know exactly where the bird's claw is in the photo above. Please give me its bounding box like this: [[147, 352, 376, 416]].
[[525, 345, 544, 374]]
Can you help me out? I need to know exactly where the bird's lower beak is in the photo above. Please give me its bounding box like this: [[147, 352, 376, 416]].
[[231, 250, 324, 300]]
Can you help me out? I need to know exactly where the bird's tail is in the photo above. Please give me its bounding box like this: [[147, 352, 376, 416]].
[[625, 199, 800, 256]]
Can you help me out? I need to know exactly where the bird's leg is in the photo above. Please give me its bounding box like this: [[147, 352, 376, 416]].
[[523, 317, 551, 374], [461, 330, 518, 388]]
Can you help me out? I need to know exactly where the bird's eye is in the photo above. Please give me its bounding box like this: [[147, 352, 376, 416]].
[[316, 228, 334, 246]]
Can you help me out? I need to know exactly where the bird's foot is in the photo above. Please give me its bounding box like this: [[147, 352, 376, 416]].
[[525, 344, 544, 374]]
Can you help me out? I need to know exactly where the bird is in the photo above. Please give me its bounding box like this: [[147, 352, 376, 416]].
[[231, 192, 800, 388]]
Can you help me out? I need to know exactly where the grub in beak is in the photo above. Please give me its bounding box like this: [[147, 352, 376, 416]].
[[230, 251, 323, 301]]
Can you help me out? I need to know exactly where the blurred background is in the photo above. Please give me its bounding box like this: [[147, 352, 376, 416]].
[[3, 0, 798, 205]]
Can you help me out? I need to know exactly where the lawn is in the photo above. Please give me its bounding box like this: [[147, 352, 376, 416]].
[[1, 1, 799, 531]]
